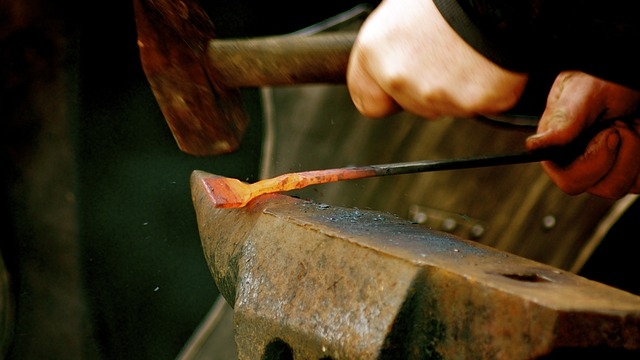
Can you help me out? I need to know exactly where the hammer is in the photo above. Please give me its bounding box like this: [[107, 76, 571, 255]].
[[133, 0, 359, 156]]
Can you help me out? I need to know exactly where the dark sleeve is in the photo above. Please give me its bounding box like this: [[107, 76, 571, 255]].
[[433, 0, 640, 90]]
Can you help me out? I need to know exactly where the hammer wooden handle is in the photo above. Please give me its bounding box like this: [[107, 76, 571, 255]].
[[207, 32, 357, 88]]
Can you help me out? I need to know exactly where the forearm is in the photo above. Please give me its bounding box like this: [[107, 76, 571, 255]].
[[433, 0, 640, 90]]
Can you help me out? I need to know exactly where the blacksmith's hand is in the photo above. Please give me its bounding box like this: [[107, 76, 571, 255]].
[[346, 0, 528, 119], [526, 71, 640, 199]]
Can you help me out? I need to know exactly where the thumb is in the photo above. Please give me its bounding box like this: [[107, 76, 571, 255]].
[[526, 109, 586, 151], [526, 71, 604, 150]]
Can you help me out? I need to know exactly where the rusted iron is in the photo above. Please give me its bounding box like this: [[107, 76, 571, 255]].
[[191, 170, 640, 359]]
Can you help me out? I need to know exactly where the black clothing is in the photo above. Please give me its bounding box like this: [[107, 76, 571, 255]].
[[433, 0, 640, 90]]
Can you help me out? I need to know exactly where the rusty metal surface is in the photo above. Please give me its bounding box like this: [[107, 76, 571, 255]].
[[191, 170, 640, 359]]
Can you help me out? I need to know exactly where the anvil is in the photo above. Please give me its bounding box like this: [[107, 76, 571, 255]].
[[191, 170, 640, 360]]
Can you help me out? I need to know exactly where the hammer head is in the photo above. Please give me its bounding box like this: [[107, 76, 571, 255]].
[[133, 0, 248, 156]]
